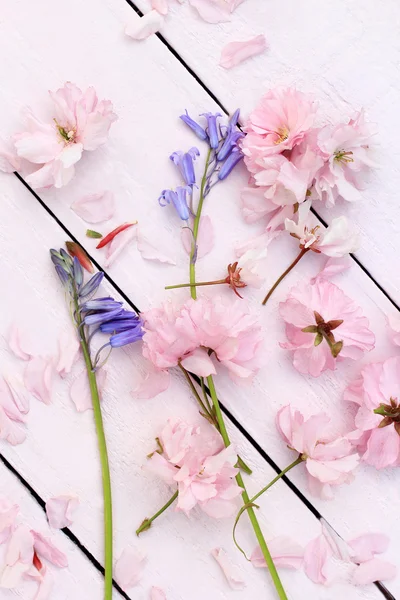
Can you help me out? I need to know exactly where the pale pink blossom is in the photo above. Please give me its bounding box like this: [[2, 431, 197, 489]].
[[0, 139, 20, 173], [304, 521, 396, 586], [189, 0, 244, 23], [280, 279, 375, 377], [253, 155, 311, 207], [251, 536, 304, 570], [0, 405, 26, 446], [115, 546, 146, 590], [148, 419, 241, 517], [220, 35, 268, 69], [14, 83, 117, 189], [4, 374, 30, 415], [236, 247, 268, 288], [310, 256, 351, 285], [242, 88, 317, 166], [70, 190, 115, 224], [211, 547, 245, 589], [240, 185, 294, 231], [142, 295, 264, 383], [276, 405, 360, 499], [45, 495, 80, 529], [0, 497, 19, 544], [313, 110, 376, 206], [387, 313, 400, 346], [125, 11, 164, 40], [345, 356, 400, 469], [285, 200, 360, 256]]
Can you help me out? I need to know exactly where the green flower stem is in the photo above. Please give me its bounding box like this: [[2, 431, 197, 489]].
[[262, 247, 309, 305], [165, 279, 226, 291], [206, 375, 288, 600], [136, 491, 179, 536], [190, 148, 212, 300], [74, 295, 113, 600], [232, 457, 303, 555]]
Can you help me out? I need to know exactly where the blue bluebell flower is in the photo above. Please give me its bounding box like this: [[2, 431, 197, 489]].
[[79, 272, 104, 298], [158, 186, 191, 221], [218, 148, 244, 180], [180, 110, 208, 141], [109, 324, 144, 347], [200, 112, 222, 149], [217, 130, 244, 161], [170, 147, 199, 186]]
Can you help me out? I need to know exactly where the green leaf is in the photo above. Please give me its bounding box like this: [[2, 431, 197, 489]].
[[86, 229, 103, 239]]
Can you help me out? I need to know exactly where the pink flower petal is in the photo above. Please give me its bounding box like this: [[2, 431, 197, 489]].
[[137, 227, 176, 265], [0, 139, 20, 173], [56, 331, 80, 378], [132, 367, 170, 400], [31, 531, 68, 568], [70, 368, 107, 412], [150, 587, 167, 600], [45, 495, 80, 529], [125, 10, 164, 40], [0, 378, 26, 423], [24, 357, 54, 405], [252, 536, 304, 570], [189, 0, 231, 23], [220, 35, 268, 69], [0, 497, 19, 545], [7, 324, 32, 360], [311, 257, 351, 284], [321, 519, 352, 561], [363, 426, 400, 469], [180, 348, 217, 377], [4, 374, 30, 415], [387, 312, 400, 346], [211, 547, 245, 590], [71, 191, 115, 224], [32, 565, 54, 600], [0, 406, 26, 445], [104, 226, 137, 268], [115, 546, 146, 590], [348, 533, 389, 563], [303, 534, 331, 585], [352, 558, 396, 585], [151, 0, 168, 15], [147, 452, 177, 484], [181, 216, 214, 259], [0, 526, 34, 588]]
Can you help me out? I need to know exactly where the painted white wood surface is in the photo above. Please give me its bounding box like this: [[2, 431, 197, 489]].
[[0, 462, 110, 599], [0, 0, 398, 598], [132, 0, 400, 306]]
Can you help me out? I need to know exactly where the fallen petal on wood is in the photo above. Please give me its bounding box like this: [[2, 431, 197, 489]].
[[46, 495, 80, 529], [56, 332, 80, 378], [151, 0, 168, 15], [70, 367, 107, 412], [115, 546, 146, 590], [125, 10, 164, 40], [211, 547, 245, 590], [137, 227, 176, 264], [181, 215, 214, 259], [71, 191, 115, 224], [7, 324, 32, 361], [24, 357, 54, 405], [220, 35, 268, 69]]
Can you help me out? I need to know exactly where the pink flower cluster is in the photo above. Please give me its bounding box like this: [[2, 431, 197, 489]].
[[148, 419, 241, 517], [12, 82, 117, 189], [276, 405, 360, 499], [280, 278, 375, 377], [241, 87, 375, 232], [345, 356, 400, 469], [141, 295, 264, 394]]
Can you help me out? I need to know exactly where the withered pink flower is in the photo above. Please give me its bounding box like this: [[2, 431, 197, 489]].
[[276, 405, 359, 499], [313, 110, 376, 206], [279, 279, 375, 377], [14, 82, 117, 189], [148, 419, 241, 518], [345, 356, 400, 469]]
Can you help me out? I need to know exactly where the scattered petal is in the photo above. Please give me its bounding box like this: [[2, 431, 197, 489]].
[[125, 10, 164, 40], [31, 565, 54, 600], [387, 312, 400, 347], [0, 139, 20, 173], [46, 495, 80, 529], [261, 536, 303, 570], [0, 526, 34, 588], [70, 368, 107, 412], [4, 374, 30, 415], [0, 497, 19, 545], [132, 366, 170, 400], [7, 323, 32, 360], [352, 558, 396, 585], [150, 587, 167, 600], [211, 547, 245, 590], [71, 191, 115, 224], [151, 0, 168, 14], [24, 357, 54, 405], [0, 406, 26, 445], [115, 546, 146, 590], [56, 331, 80, 378], [137, 227, 176, 265], [181, 216, 214, 259], [97, 222, 137, 249], [189, 0, 231, 23], [220, 35, 268, 69], [31, 531, 68, 568], [303, 534, 331, 585], [104, 226, 137, 268], [311, 256, 351, 284], [180, 348, 216, 377]]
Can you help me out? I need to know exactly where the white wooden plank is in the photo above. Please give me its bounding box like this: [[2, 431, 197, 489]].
[[0, 172, 383, 600], [132, 0, 400, 305], [0, 462, 109, 600]]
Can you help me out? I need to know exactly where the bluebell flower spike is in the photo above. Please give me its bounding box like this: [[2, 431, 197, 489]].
[[200, 112, 222, 149], [170, 147, 199, 186], [218, 148, 244, 181], [159, 187, 191, 221]]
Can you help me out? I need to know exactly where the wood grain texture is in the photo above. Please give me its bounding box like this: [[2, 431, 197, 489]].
[[0, 0, 398, 597]]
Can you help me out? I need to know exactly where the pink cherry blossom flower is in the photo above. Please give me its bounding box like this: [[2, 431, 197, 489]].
[[240, 185, 294, 231], [276, 405, 360, 499], [304, 521, 396, 586], [279, 279, 375, 377], [345, 356, 400, 469], [148, 419, 241, 517], [313, 110, 376, 206], [285, 200, 360, 256], [14, 82, 117, 189], [236, 247, 268, 288], [386, 313, 400, 346], [242, 88, 317, 165], [142, 295, 264, 387]]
